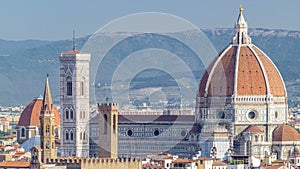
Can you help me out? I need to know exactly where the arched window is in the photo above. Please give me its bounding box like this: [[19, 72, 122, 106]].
[[70, 131, 74, 141], [191, 135, 195, 141], [70, 109, 74, 119], [55, 128, 59, 138], [83, 131, 86, 141], [113, 114, 116, 134], [67, 77, 72, 96], [80, 81, 84, 96], [65, 109, 69, 119], [46, 125, 50, 136], [80, 131, 83, 140], [21, 127, 26, 137], [46, 142, 50, 149], [255, 135, 258, 142], [104, 114, 108, 134], [66, 131, 69, 140]]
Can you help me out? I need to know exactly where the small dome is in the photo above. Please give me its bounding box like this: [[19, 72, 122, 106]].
[[272, 124, 300, 142], [18, 98, 60, 127], [243, 125, 263, 133]]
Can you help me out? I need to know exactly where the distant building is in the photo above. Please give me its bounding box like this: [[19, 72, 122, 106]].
[[90, 113, 200, 158]]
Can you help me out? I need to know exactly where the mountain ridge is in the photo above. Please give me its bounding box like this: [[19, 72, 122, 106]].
[[0, 28, 300, 106]]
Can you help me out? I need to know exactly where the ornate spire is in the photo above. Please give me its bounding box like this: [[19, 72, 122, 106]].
[[42, 74, 53, 113], [232, 6, 252, 45]]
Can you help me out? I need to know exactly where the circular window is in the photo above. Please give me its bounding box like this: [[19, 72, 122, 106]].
[[248, 111, 256, 119], [126, 129, 133, 136], [181, 130, 187, 137], [153, 129, 160, 136], [218, 111, 225, 119]]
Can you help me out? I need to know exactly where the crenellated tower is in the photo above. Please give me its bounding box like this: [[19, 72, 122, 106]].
[[98, 103, 118, 158]]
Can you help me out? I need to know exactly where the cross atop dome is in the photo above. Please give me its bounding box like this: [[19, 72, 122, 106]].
[[232, 6, 252, 45]]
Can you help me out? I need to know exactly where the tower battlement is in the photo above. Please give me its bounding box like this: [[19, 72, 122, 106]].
[[45, 157, 141, 169]]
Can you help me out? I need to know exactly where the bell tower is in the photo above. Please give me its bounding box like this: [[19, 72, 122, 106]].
[[40, 75, 57, 162], [59, 33, 91, 158], [98, 103, 118, 158]]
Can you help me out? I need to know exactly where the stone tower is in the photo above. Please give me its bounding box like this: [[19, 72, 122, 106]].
[[40, 75, 57, 162], [59, 44, 91, 157], [98, 103, 118, 158]]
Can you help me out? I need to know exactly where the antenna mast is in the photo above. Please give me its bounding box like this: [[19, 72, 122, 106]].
[[73, 30, 76, 51]]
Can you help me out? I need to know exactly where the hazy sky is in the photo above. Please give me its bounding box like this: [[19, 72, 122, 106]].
[[1, 0, 299, 40]]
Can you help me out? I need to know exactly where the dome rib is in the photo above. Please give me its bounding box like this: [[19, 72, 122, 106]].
[[248, 45, 271, 95], [204, 45, 236, 97], [252, 45, 287, 97], [198, 7, 286, 98], [233, 45, 241, 95]]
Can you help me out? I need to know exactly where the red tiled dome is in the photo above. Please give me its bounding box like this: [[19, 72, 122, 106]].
[[18, 98, 60, 127], [272, 124, 300, 142], [198, 45, 286, 97], [198, 8, 286, 97]]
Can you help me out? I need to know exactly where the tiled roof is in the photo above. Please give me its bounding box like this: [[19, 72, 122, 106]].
[[198, 45, 286, 97], [17, 98, 60, 127], [273, 124, 300, 141], [266, 166, 283, 169], [62, 50, 81, 55], [0, 161, 30, 168], [243, 125, 263, 133], [172, 158, 191, 163], [118, 115, 195, 123], [212, 161, 227, 166]]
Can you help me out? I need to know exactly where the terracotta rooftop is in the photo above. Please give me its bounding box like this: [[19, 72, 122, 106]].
[[212, 161, 227, 166], [243, 125, 263, 133], [172, 158, 191, 163], [266, 165, 283, 169], [17, 98, 60, 127], [0, 161, 30, 168], [273, 124, 300, 142], [12, 152, 26, 158], [198, 45, 286, 97]]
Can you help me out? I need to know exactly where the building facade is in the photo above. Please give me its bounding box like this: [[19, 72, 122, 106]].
[[90, 114, 200, 158], [59, 47, 91, 158]]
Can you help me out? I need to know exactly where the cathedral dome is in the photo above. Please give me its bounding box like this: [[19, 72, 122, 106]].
[[272, 124, 300, 142], [18, 97, 60, 127], [198, 8, 286, 97]]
